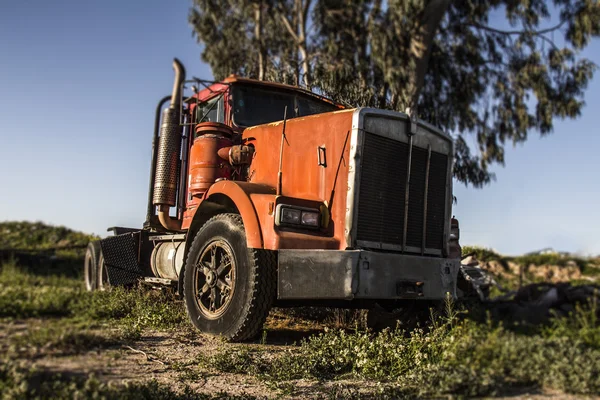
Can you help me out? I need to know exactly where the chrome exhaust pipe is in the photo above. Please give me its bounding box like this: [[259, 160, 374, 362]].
[[154, 58, 186, 231]]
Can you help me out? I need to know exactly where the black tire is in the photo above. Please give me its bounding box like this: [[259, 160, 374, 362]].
[[96, 253, 110, 291], [84, 242, 100, 291], [183, 213, 276, 342]]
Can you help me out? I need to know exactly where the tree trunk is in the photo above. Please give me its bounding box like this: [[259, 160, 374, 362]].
[[278, 0, 311, 87], [254, 1, 265, 80], [298, 0, 311, 87], [404, 0, 450, 115]]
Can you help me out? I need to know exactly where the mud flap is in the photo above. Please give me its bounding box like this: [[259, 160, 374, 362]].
[[99, 232, 144, 286]]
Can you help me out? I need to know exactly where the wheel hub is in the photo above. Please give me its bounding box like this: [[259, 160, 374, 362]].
[[193, 240, 236, 319], [206, 270, 216, 287]]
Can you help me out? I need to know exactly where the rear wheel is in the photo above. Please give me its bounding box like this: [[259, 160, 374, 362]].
[[96, 253, 110, 290], [183, 214, 276, 341], [84, 242, 101, 291]]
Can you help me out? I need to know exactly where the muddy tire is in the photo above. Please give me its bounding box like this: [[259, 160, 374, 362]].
[[183, 213, 276, 342], [84, 242, 100, 291]]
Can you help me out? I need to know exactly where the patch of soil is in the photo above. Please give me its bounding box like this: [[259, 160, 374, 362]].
[[0, 315, 595, 399]]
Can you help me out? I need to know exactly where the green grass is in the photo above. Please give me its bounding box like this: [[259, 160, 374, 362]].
[[543, 295, 600, 347], [461, 245, 592, 269], [0, 219, 599, 398], [0, 221, 99, 279], [461, 245, 504, 262], [0, 260, 187, 339], [8, 325, 118, 356], [0, 221, 97, 252], [0, 360, 260, 400], [200, 298, 600, 397]]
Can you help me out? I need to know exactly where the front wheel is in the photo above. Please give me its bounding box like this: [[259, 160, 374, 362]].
[[183, 214, 276, 342]]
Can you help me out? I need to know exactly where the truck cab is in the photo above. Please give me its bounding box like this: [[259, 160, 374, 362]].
[[85, 59, 461, 342]]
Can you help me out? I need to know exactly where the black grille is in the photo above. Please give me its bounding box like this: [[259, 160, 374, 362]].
[[100, 232, 144, 286], [355, 133, 448, 253]]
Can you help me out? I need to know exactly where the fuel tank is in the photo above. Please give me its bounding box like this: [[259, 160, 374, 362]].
[[188, 122, 233, 197], [151, 240, 185, 281]]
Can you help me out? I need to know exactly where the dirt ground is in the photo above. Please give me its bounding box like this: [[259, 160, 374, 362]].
[[1, 312, 597, 400], [0, 312, 372, 399]]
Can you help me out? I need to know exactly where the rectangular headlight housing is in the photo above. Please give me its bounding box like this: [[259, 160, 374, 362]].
[[276, 204, 320, 229]]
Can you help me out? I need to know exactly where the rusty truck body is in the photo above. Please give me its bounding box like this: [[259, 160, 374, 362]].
[[83, 59, 462, 341]]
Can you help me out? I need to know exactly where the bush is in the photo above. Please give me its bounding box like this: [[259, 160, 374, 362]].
[[0, 221, 97, 252], [461, 246, 503, 262], [510, 253, 587, 270], [204, 300, 600, 397], [0, 261, 187, 336], [543, 295, 600, 348]]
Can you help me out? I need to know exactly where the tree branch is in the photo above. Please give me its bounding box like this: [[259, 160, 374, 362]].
[[468, 18, 568, 37], [276, 6, 300, 43]]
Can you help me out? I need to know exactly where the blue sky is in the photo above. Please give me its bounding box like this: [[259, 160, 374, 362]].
[[0, 1, 598, 256]]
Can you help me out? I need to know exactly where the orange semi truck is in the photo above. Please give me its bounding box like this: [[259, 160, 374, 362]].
[[83, 59, 463, 341]]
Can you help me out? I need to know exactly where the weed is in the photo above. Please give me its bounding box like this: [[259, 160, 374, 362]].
[[544, 293, 600, 347], [198, 346, 267, 375], [0, 360, 261, 399], [1, 262, 187, 339], [8, 324, 117, 355], [202, 303, 600, 397]]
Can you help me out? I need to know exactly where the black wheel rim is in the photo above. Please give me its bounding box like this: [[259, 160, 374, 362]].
[[193, 239, 236, 319]]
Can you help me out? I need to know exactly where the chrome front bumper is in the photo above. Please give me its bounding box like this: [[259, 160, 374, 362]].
[[277, 249, 459, 300]]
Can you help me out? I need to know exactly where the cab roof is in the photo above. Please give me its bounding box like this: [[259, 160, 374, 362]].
[[187, 74, 343, 109]]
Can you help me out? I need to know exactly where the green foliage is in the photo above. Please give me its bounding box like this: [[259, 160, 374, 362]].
[[544, 295, 600, 348], [8, 326, 117, 356], [189, 1, 600, 187], [0, 262, 187, 336], [510, 253, 587, 270], [0, 221, 97, 252], [462, 245, 593, 271], [461, 245, 503, 261], [202, 301, 600, 397], [199, 347, 266, 375], [0, 221, 99, 278], [0, 361, 260, 400], [0, 261, 81, 318]]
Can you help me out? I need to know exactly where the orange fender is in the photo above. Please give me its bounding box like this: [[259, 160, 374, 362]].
[[198, 181, 276, 249]]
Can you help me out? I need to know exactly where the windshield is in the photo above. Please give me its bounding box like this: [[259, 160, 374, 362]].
[[232, 84, 339, 127]]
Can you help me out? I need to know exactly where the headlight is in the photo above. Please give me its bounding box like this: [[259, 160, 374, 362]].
[[300, 211, 319, 227], [276, 204, 320, 228], [281, 208, 301, 224]]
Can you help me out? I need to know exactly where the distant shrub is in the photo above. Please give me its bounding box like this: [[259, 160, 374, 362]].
[[0, 221, 97, 251], [510, 253, 587, 270], [461, 246, 503, 262]]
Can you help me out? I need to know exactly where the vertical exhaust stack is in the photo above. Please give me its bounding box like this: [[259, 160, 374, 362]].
[[153, 59, 186, 231]]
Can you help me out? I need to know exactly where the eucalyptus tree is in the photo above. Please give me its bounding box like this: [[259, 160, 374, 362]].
[[190, 0, 600, 186]]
